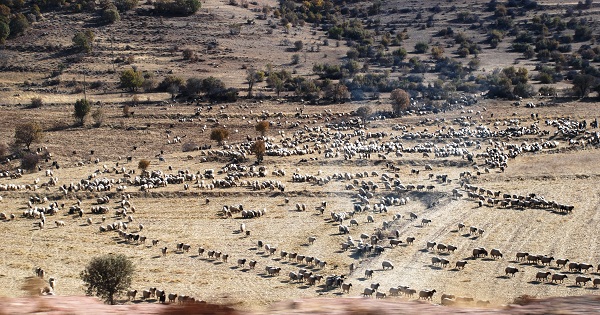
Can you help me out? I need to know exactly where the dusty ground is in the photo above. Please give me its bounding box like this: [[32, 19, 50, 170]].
[[0, 0, 599, 312], [0, 99, 599, 311]]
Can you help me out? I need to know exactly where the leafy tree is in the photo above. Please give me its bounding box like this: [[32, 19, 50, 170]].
[[8, 13, 28, 38], [268, 73, 284, 97], [74, 99, 91, 126], [210, 128, 229, 145], [325, 83, 349, 103], [80, 254, 134, 305], [0, 21, 9, 44], [390, 88, 410, 116], [355, 105, 372, 124], [251, 140, 266, 163], [72, 30, 95, 53], [14, 122, 43, 150], [255, 121, 270, 136], [246, 68, 259, 97], [157, 75, 184, 92], [119, 68, 144, 92], [572, 73, 597, 98]]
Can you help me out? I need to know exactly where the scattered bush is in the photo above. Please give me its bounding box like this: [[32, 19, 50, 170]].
[[210, 128, 230, 145], [120, 68, 144, 92], [138, 159, 150, 171], [92, 107, 104, 127], [154, 0, 200, 16], [74, 99, 91, 126], [255, 121, 270, 136], [20, 153, 39, 171], [30, 97, 43, 108], [72, 30, 95, 53], [414, 42, 429, 53], [251, 140, 266, 163]]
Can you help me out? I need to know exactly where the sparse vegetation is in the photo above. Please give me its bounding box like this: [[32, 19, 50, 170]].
[[138, 159, 150, 171], [255, 121, 270, 136], [210, 127, 229, 145], [251, 140, 266, 163]]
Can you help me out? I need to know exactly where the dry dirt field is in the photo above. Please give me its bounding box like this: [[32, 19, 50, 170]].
[[1, 99, 600, 311], [1, 0, 600, 312]]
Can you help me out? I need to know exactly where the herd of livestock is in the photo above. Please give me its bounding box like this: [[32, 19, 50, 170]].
[[0, 102, 599, 307]]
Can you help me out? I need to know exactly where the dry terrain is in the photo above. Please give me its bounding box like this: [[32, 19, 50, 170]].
[[0, 0, 600, 312]]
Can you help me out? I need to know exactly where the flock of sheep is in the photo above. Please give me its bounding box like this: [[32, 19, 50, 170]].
[[1, 98, 599, 309]]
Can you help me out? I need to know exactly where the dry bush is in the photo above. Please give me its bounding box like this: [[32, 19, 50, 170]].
[[255, 121, 269, 136], [0, 143, 7, 157], [210, 128, 229, 145], [251, 140, 266, 163], [138, 159, 151, 171], [21, 153, 40, 171], [30, 97, 43, 108], [92, 107, 104, 127], [390, 88, 410, 116]]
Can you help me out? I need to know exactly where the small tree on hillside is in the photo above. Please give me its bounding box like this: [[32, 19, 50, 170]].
[[74, 99, 91, 126], [80, 254, 134, 305], [390, 88, 410, 116], [210, 128, 229, 145], [251, 140, 266, 163], [255, 121, 270, 136], [72, 30, 95, 53], [355, 105, 372, 124], [119, 68, 144, 92], [14, 122, 43, 151], [572, 73, 597, 98]]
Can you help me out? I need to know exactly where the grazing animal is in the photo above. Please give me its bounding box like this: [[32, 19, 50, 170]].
[[551, 274, 568, 283], [576, 276, 592, 286], [365, 269, 374, 279], [382, 260, 394, 270], [127, 289, 137, 300], [490, 249, 503, 259], [375, 292, 386, 299], [161, 247, 168, 256], [515, 252, 529, 261], [535, 271, 551, 282], [341, 283, 352, 293], [505, 266, 519, 276], [363, 288, 375, 297], [419, 289, 436, 300], [593, 278, 600, 288], [406, 236, 415, 245], [556, 259, 569, 268], [455, 260, 468, 270]]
